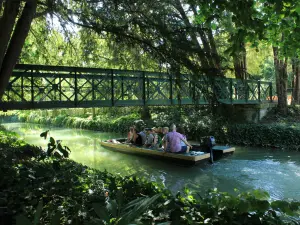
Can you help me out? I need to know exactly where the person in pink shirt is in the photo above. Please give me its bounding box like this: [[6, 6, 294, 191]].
[[165, 124, 192, 153]]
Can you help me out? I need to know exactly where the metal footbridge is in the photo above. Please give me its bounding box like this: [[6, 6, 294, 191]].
[[0, 64, 275, 110]]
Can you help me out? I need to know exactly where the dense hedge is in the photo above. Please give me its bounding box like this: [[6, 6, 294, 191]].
[[214, 123, 300, 151], [0, 128, 299, 225]]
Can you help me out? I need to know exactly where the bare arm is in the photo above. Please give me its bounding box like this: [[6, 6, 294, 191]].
[[181, 138, 192, 148], [162, 136, 168, 151]]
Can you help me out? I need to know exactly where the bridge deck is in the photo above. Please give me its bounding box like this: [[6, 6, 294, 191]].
[[1, 64, 275, 110]]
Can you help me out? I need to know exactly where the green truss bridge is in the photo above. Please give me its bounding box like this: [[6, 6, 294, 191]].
[[1, 64, 275, 110]]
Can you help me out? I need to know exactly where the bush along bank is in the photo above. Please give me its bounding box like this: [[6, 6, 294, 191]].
[[214, 123, 300, 151], [9, 107, 218, 139], [16, 111, 141, 134], [6, 108, 300, 151], [1, 127, 300, 225]]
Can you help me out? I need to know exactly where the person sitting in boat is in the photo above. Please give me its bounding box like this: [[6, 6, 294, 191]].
[[151, 127, 160, 149], [155, 127, 163, 148], [144, 128, 154, 148], [177, 126, 191, 153], [138, 128, 147, 145], [165, 124, 192, 153], [126, 126, 134, 143], [131, 128, 143, 146], [162, 126, 169, 150]]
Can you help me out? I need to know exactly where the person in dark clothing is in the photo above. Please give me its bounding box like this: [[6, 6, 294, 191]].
[[130, 128, 143, 146]]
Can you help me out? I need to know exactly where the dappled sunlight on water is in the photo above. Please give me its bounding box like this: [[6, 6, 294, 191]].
[[3, 123, 300, 201]]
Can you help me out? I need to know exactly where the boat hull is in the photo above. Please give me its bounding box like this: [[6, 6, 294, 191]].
[[100, 141, 211, 166]]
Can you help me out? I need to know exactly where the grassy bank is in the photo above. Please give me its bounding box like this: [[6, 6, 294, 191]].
[[0, 127, 299, 224]]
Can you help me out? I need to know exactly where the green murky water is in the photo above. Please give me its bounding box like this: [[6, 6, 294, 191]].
[[3, 122, 300, 201]]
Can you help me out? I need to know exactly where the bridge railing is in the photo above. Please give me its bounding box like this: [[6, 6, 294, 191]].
[[1, 64, 274, 110]]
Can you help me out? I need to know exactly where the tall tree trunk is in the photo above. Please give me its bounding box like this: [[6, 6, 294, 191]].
[[0, 0, 21, 70], [233, 42, 247, 79], [273, 46, 288, 115], [292, 58, 300, 104], [0, 0, 37, 101]]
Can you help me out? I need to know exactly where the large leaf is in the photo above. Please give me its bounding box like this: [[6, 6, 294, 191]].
[[252, 189, 270, 200], [107, 199, 118, 217], [40, 130, 49, 139], [47, 145, 56, 156], [118, 194, 161, 225], [50, 137, 55, 146], [33, 200, 43, 225], [117, 189, 124, 210], [93, 202, 110, 223], [271, 200, 295, 215], [16, 214, 32, 225], [57, 143, 69, 157], [50, 211, 62, 225]]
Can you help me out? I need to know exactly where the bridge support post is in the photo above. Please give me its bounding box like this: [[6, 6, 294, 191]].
[[31, 69, 34, 107], [245, 80, 249, 103], [111, 69, 114, 106], [74, 70, 78, 107], [142, 72, 146, 105], [170, 74, 173, 105], [258, 80, 261, 102], [229, 79, 233, 104]]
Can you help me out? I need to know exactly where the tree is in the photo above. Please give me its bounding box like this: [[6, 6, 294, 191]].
[[292, 57, 300, 104], [0, 0, 38, 101], [258, 0, 300, 114], [55, 0, 225, 76], [194, 0, 265, 79]]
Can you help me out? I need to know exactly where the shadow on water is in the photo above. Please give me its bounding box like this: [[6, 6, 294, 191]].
[[2, 122, 300, 201]]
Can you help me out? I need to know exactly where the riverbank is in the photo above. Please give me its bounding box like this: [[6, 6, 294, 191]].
[[2, 106, 300, 151], [0, 126, 299, 224]]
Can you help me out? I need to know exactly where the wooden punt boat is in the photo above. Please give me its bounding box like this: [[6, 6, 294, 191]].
[[100, 140, 235, 166]]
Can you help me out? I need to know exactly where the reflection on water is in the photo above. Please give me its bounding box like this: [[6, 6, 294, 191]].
[[3, 123, 300, 201]]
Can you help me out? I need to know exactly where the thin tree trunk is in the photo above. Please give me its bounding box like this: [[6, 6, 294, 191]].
[[0, 0, 21, 70], [207, 26, 222, 73], [174, 1, 210, 71], [273, 46, 288, 114], [0, 0, 4, 15], [292, 58, 300, 104], [0, 0, 37, 101], [191, 5, 223, 76]]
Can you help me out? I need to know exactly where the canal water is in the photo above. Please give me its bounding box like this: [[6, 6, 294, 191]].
[[3, 122, 300, 201]]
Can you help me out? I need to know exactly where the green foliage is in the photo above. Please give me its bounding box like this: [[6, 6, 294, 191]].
[[40, 130, 71, 158], [215, 122, 300, 150], [0, 130, 299, 224], [16, 111, 140, 134], [20, 17, 161, 71]]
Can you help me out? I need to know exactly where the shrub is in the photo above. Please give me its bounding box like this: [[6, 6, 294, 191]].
[[215, 123, 300, 150], [0, 130, 299, 225]]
